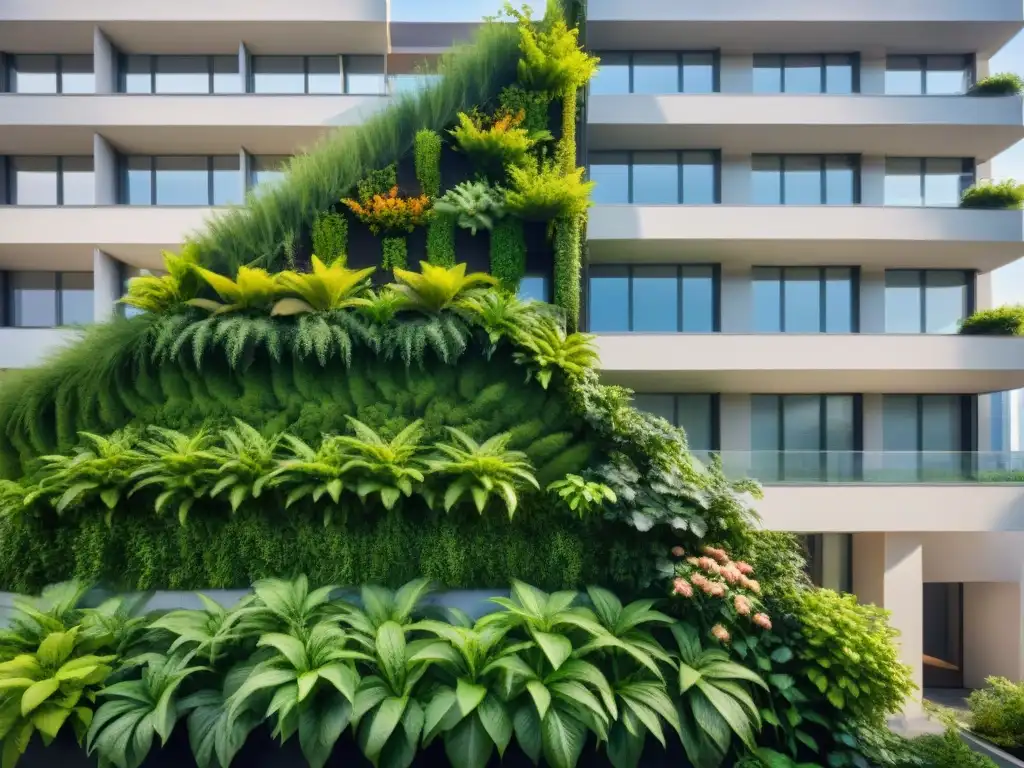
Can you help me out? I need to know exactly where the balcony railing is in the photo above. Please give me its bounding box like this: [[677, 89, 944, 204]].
[[706, 451, 1024, 484]]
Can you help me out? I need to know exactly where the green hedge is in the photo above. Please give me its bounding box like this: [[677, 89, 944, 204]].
[[960, 179, 1024, 210], [970, 73, 1024, 96], [959, 305, 1024, 335]]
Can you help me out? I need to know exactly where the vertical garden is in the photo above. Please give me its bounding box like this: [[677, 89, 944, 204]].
[[0, 3, 972, 767]]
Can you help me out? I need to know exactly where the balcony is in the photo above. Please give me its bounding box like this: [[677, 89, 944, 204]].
[[0, 328, 79, 370], [595, 333, 1024, 394], [587, 94, 1024, 161], [0, 0, 387, 55], [587, 205, 1024, 272], [0, 206, 218, 269], [587, 0, 1023, 55], [0, 94, 390, 155], [712, 450, 1024, 533]]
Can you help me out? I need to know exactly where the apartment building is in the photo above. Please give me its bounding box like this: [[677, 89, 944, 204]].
[[2, 0, 1024, 707]]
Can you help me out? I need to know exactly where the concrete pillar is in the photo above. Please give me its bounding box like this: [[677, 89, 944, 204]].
[[92, 27, 115, 93], [720, 54, 753, 93], [238, 148, 250, 201], [93, 134, 118, 205], [238, 43, 249, 93], [92, 249, 121, 320], [860, 155, 886, 206], [820, 534, 851, 592], [860, 55, 886, 94], [963, 580, 1024, 688], [977, 56, 991, 81], [976, 270, 994, 312], [859, 266, 886, 333], [721, 154, 752, 204], [719, 394, 752, 476], [720, 265, 752, 332]]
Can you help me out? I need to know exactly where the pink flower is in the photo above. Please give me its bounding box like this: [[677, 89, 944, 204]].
[[690, 573, 709, 589], [734, 595, 751, 616], [708, 582, 726, 598], [746, 579, 761, 595], [673, 578, 693, 598], [735, 561, 754, 575], [711, 624, 731, 643], [686, 556, 700, 566], [720, 565, 741, 585], [671, 546, 685, 557], [752, 613, 772, 631], [697, 557, 720, 574], [703, 546, 730, 564]]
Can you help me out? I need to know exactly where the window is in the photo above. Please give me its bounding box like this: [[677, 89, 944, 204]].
[[751, 394, 859, 481], [882, 395, 969, 479], [386, 74, 443, 95], [345, 56, 387, 95], [590, 52, 716, 95], [752, 267, 856, 333], [121, 156, 242, 205], [588, 151, 719, 204], [884, 158, 974, 207], [7, 272, 93, 327], [884, 270, 972, 334], [250, 155, 290, 191], [249, 55, 384, 94], [885, 55, 973, 95], [752, 155, 858, 205], [7, 157, 94, 205], [587, 265, 717, 333], [6, 55, 94, 93], [753, 54, 857, 94], [517, 274, 550, 303], [632, 393, 718, 454], [119, 55, 241, 94]]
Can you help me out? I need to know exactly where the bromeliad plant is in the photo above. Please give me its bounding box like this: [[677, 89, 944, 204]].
[[271, 260, 374, 316], [119, 246, 202, 315], [392, 261, 497, 313], [189, 266, 284, 315]]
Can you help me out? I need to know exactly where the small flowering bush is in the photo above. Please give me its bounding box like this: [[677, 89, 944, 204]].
[[341, 186, 432, 234]]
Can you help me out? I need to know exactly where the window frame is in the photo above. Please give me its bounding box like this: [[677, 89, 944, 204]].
[[883, 157, 976, 207], [586, 263, 721, 333], [753, 53, 861, 94], [884, 54, 976, 95], [247, 55, 376, 95], [5, 156, 95, 206], [587, 150, 722, 204], [5, 54, 94, 94], [883, 269, 976, 334], [591, 51, 720, 94], [752, 266, 860, 333], [3, 270, 94, 327], [751, 154, 861, 205], [119, 156, 241, 206], [118, 54, 241, 94]]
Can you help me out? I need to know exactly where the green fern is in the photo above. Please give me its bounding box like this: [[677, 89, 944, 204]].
[[504, 156, 593, 222], [513, 320, 599, 388]]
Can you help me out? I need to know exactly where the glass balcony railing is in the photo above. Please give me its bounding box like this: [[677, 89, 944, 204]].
[[705, 451, 1024, 485]]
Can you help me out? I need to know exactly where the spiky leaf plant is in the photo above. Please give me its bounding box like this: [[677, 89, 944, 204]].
[[147, 593, 258, 665], [334, 418, 426, 511], [128, 427, 220, 526], [424, 428, 539, 517], [510, 4, 599, 96], [392, 262, 496, 313], [265, 435, 352, 522], [455, 291, 554, 347], [504, 158, 593, 223], [272, 260, 375, 316], [512, 323, 599, 389], [434, 181, 507, 235], [188, 266, 282, 315], [119, 246, 201, 315], [338, 579, 434, 645], [208, 420, 281, 513]]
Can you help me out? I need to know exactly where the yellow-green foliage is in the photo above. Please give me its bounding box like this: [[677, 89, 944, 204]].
[[512, 5, 599, 96], [120, 246, 201, 314], [414, 129, 442, 197], [505, 158, 594, 222], [382, 237, 408, 270], [272, 259, 374, 315], [311, 211, 349, 264], [392, 261, 497, 312], [355, 163, 397, 203], [499, 85, 551, 135], [426, 214, 457, 267], [449, 110, 538, 178], [554, 216, 582, 330], [188, 266, 283, 315]]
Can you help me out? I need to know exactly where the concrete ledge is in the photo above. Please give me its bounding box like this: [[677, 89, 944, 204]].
[[962, 731, 1024, 768]]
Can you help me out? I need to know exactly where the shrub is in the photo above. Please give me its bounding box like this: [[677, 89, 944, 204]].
[[960, 179, 1024, 209], [505, 157, 593, 222], [448, 109, 540, 178], [426, 213, 457, 266], [434, 180, 506, 235], [489, 217, 527, 289], [967, 676, 1024, 748], [413, 129, 442, 197], [970, 73, 1024, 96], [553, 215, 582, 329], [499, 84, 551, 135], [959, 305, 1024, 335], [355, 163, 397, 203], [900, 728, 999, 768], [120, 245, 201, 314], [381, 236, 408, 270], [311, 211, 348, 264], [342, 187, 432, 234], [510, 5, 599, 96]]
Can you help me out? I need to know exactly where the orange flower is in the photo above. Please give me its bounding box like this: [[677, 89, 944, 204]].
[[711, 624, 731, 643]]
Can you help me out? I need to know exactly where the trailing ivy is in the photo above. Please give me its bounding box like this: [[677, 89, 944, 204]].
[[490, 217, 527, 290], [381, 236, 408, 270], [310, 211, 348, 264], [413, 129, 442, 197]]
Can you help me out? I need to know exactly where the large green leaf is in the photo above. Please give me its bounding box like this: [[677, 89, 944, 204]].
[[455, 678, 487, 717], [607, 719, 644, 768], [361, 696, 408, 762], [21, 679, 59, 716], [477, 695, 512, 757], [541, 706, 587, 768], [698, 681, 758, 751], [375, 623, 407, 693], [445, 712, 492, 768], [513, 704, 542, 764], [299, 696, 352, 768], [532, 631, 571, 671]]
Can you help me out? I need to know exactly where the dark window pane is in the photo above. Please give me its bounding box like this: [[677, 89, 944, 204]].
[[922, 395, 961, 451], [753, 55, 782, 93], [885, 270, 922, 332], [681, 266, 714, 331], [11, 157, 58, 205], [825, 156, 856, 204], [308, 56, 342, 94], [784, 55, 823, 94], [517, 275, 549, 303], [824, 267, 853, 333], [784, 156, 822, 205], [124, 156, 152, 205], [122, 55, 153, 94], [251, 155, 289, 190], [345, 56, 386, 95], [924, 158, 965, 206], [677, 394, 713, 451], [632, 151, 678, 204], [751, 395, 781, 479], [62, 156, 95, 205], [632, 266, 678, 332], [825, 54, 854, 94], [784, 267, 821, 332], [784, 395, 822, 450], [589, 152, 629, 204], [591, 52, 630, 95], [59, 272, 94, 325], [682, 53, 715, 94], [884, 158, 922, 206], [681, 152, 716, 204], [588, 266, 629, 332], [60, 55, 95, 94], [825, 396, 855, 451], [924, 271, 968, 334], [883, 395, 920, 461], [633, 394, 676, 424], [252, 56, 305, 93], [10, 55, 58, 93], [632, 53, 678, 94], [752, 267, 782, 332], [213, 56, 242, 93], [12, 272, 57, 327], [926, 55, 970, 95], [155, 56, 209, 93], [752, 156, 781, 204], [155, 156, 208, 205], [212, 156, 241, 206]]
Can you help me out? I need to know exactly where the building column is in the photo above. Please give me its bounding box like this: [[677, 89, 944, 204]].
[[721, 154, 752, 204], [860, 55, 886, 94], [963, 579, 1024, 688], [859, 266, 885, 333], [92, 27, 115, 94], [92, 249, 121, 320], [240, 149, 251, 199], [238, 42, 249, 93], [860, 155, 886, 206], [93, 134, 118, 205], [720, 265, 752, 333], [719, 54, 753, 93]]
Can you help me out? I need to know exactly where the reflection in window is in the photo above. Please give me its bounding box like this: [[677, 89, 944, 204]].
[[753, 267, 855, 333], [752, 155, 858, 205], [590, 52, 716, 94], [751, 394, 858, 481], [7, 55, 94, 94], [885, 55, 973, 95], [884, 270, 971, 334], [884, 158, 974, 207], [587, 265, 716, 333], [632, 393, 717, 453], [120, 55, 241, 94], [345, 56, 387, 95], [122, 156, 242, 205], [9, 157, 94, 205], [588, 151, 718, 204], [8, 272, 94, 327], [517, 274, 550, 303], [753, 54, 857, 94], [387, 74, 444, 95], [250, 156, 290, 191], [883, 395, 967, 479]]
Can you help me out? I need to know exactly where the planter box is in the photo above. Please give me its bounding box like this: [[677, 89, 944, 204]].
[[961, 730, 1024, 768]]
